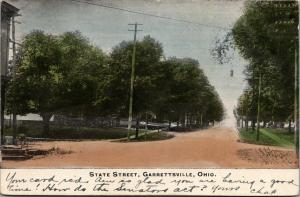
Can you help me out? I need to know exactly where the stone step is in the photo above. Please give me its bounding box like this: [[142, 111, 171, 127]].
[[2, 154, 32, 160], [2, 148, 26, 155], [27, 149, 49, 156], [2, 145, 22, 149]]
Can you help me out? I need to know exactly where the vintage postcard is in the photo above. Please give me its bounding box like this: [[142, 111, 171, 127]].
[[0, 0, 299, 196]]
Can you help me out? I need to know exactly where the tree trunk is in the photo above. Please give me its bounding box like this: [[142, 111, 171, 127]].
[[116, 117, 120, 127], [288, 119, 292, 133], [200, 114, 203, 128], [41, 113, 52, 137], [245, 93, 249, 131], [12, 113, 17, 144], [263, 121, 266, 128], [256, 71, 262, 141], [181, 117, 185, 130], [135, 115, 140, 139], [251, 119, 255, 131], [9, 114, 12, 128], [146, 113, 148, 130], [241, 117, 244, 128]]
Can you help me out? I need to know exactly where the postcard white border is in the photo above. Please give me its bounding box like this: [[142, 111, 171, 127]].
[[0, 168, 299, 196]]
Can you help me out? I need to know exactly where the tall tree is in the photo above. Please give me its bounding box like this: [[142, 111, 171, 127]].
[[213, 1, 298, 143], [6, 30, 107, 135], [57, 31, 107, 117], [6, 30, 63, 135], [96, 35, 163, 137], [154, 57, 224, 128], [232, 0, 298, 138]]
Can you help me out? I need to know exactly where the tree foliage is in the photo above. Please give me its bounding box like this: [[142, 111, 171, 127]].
[[6, 30, 107, 135], [6, 31, 224, 136], [236, 1, 298, 124], [213, 1, 298, 128]]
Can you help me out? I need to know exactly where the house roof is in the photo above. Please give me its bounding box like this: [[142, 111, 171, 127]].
[[1, 1, 19, 18]]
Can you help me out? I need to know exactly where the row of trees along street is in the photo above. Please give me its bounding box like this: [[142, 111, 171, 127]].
[[5, 30, 224, 138], [213, 1, 298, 153]]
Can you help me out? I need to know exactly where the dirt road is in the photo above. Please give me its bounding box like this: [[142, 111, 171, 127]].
[[1, 126, 298, 168]]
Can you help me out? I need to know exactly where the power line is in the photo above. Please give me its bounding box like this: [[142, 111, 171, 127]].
[[73, 0, 298, 39], [69, 0, 229, 30]]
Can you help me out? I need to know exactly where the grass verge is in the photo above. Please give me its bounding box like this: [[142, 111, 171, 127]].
[[238, 128, 295, 148], [118, 131, 174, 142]]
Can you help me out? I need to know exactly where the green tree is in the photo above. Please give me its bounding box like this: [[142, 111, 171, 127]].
[[213, 1, 298, 144], [232, 0, 298, 140], [96, 35, 163, 137], [154, 57, 224, 128], [57, 31, 107, 117], [6, 30, 107, 136], [6, 30, 63, 135]]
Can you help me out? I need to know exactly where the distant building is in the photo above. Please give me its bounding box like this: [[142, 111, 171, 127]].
[[1, 1, 19, 76], [1, 1, 19, 143]]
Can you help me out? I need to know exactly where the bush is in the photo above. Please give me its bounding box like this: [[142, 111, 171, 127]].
[[4, 126, 134, 140]]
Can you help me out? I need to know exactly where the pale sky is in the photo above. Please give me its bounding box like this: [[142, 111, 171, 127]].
[[5, 0, 248, 127]]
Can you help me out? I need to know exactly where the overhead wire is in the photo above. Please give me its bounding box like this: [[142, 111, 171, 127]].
[[69, 0, 298, 40], [69, 0, 230, 30]]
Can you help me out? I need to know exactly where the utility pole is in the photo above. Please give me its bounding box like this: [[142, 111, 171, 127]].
[[294, 43, 299, 158], [245, 91, 249, 131], [256, 70, 262, 141], [241, 99, 244, 129], [200, 114, 203, 128], [127, 23, 142, 130]]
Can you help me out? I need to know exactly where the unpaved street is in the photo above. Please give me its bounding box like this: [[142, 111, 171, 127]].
[[1, 127, 298, 168]]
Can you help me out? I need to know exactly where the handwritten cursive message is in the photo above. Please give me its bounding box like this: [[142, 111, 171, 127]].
[[0, 169, 299, 196]]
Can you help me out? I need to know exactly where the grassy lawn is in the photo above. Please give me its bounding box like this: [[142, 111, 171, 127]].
[[239, 128, 295, 148], [118, 131, 174, 142], [3, 126, 137, 140]]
